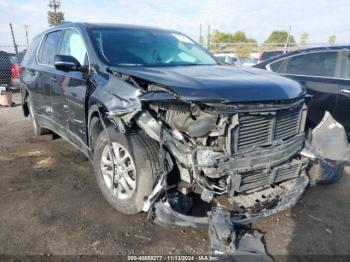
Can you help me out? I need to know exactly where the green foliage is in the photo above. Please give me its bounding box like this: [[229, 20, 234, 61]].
[[265, 30, 296, 44], [247, 38, 257, 43], [210, 29, 256, 44], [209, 29, 257, 56], [300, 32, 309, 45], [328, 35, 336, 44], [235, 44, 254, 57]]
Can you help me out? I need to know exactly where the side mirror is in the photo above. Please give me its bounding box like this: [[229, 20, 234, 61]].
[[54, 55, 81, 72]]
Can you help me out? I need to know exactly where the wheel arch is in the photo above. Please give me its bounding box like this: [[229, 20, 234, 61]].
[[87, 104, 105, 154], [21, 86, 30, 117]]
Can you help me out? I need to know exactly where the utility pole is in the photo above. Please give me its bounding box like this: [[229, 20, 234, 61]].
[[199, 24, 204, 46], [284, 26, 291, 53], [49, 0, 58, 13], [9, 23, 19, 64], [48, 0, 64, 26], [207, 25, 211, 50], [24, 24, 29, 47]]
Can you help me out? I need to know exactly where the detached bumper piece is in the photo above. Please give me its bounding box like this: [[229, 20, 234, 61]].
[[209, 207, 273, 261]]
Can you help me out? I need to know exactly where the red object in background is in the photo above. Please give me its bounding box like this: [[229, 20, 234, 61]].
[[11, 63, 21, 80]]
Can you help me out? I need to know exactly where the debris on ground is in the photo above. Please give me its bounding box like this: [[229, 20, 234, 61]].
[[208, 207, 273, 261]]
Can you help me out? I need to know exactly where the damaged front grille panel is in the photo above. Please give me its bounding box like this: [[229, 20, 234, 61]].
[[230, 101, 306, 153], [236, 159, 305, 192]]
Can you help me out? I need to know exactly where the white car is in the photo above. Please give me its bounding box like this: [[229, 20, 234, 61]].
[[214, 53, 256, 66]]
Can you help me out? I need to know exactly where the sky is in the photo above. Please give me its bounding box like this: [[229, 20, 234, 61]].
[[0, 0, 349, 49]]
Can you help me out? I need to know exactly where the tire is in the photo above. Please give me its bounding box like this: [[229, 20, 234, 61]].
[[93, 126, 159, 214], [27, 97, 50, 136], [308, 159, 344, 185]]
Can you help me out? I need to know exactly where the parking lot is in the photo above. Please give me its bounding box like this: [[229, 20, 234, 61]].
[[0, 93, 349, 258]]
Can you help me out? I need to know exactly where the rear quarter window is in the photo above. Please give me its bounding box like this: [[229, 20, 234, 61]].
[[38, 30, 62, 65], [21, 35, 41, 66], [268, 59, 285, 73]]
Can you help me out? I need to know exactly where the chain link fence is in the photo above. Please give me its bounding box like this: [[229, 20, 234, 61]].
[[208, 42, 337, 58], [0, 44, 27, 91]]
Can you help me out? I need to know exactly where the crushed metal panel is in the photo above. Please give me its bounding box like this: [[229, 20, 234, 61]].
[[302, 111, 349, 185], [90, 75, 142, 118], [309, 111, 350, 161]]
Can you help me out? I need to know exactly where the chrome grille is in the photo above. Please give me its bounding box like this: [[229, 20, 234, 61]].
[[238, 160, 302, 192], [237, 104, 302, 151]]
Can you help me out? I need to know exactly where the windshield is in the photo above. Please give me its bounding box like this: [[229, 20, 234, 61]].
[[89, 27, 217, 67]]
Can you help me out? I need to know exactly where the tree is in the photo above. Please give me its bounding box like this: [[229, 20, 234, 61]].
[[265, 30, 296, 45], [210, 29, 256, 44], [210, 29, 223, 43], [328, 35, 336, 45], [209, 29, 256, 56], [231, 31, 248, 42], [300, 32, 309, 46], [235, 44, 253, 57], [247, 38, 257, 44]]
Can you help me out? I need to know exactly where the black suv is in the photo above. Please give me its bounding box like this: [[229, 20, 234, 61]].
[[21, 22, 310, 226]]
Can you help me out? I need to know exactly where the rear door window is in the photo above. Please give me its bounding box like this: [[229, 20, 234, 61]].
[[284, 51, 337, 77], [38, 30, 63, 65]]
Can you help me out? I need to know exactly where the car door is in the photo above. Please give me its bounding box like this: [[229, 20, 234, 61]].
[[35, 30, 63, 119], [334, 51, 350, 133], [55, 29, 89, 143], [267, 51, 341, 127]]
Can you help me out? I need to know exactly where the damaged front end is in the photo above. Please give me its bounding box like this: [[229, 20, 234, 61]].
[[134, 91, 310, 222], [101, 71, 348, 256]]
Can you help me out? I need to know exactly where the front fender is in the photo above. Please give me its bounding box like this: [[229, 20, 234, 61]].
[[88, 74, 142, 116]]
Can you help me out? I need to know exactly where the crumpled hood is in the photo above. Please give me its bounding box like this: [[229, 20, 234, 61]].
[[110, 65, 305, 102]]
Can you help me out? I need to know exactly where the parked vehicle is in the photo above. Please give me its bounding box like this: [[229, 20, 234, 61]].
[[0, 51, 12, 87], [254, 46, 350, 136], [213, 53, 238, 65], [257, 50, 284, 63], [20, 23, 340, 253], [239, 57, 257, 66], [10, 57, 21, 88], [11, 49, 26, 89], [214, 53, 256, 66]]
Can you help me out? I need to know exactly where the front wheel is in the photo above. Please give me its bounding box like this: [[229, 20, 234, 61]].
[[93, 127, 159, 214]]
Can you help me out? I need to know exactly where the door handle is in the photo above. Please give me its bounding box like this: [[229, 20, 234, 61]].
[[340, 89, 350, 94]]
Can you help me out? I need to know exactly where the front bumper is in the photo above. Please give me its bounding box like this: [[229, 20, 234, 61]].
[[154, 174, 309, 227]]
